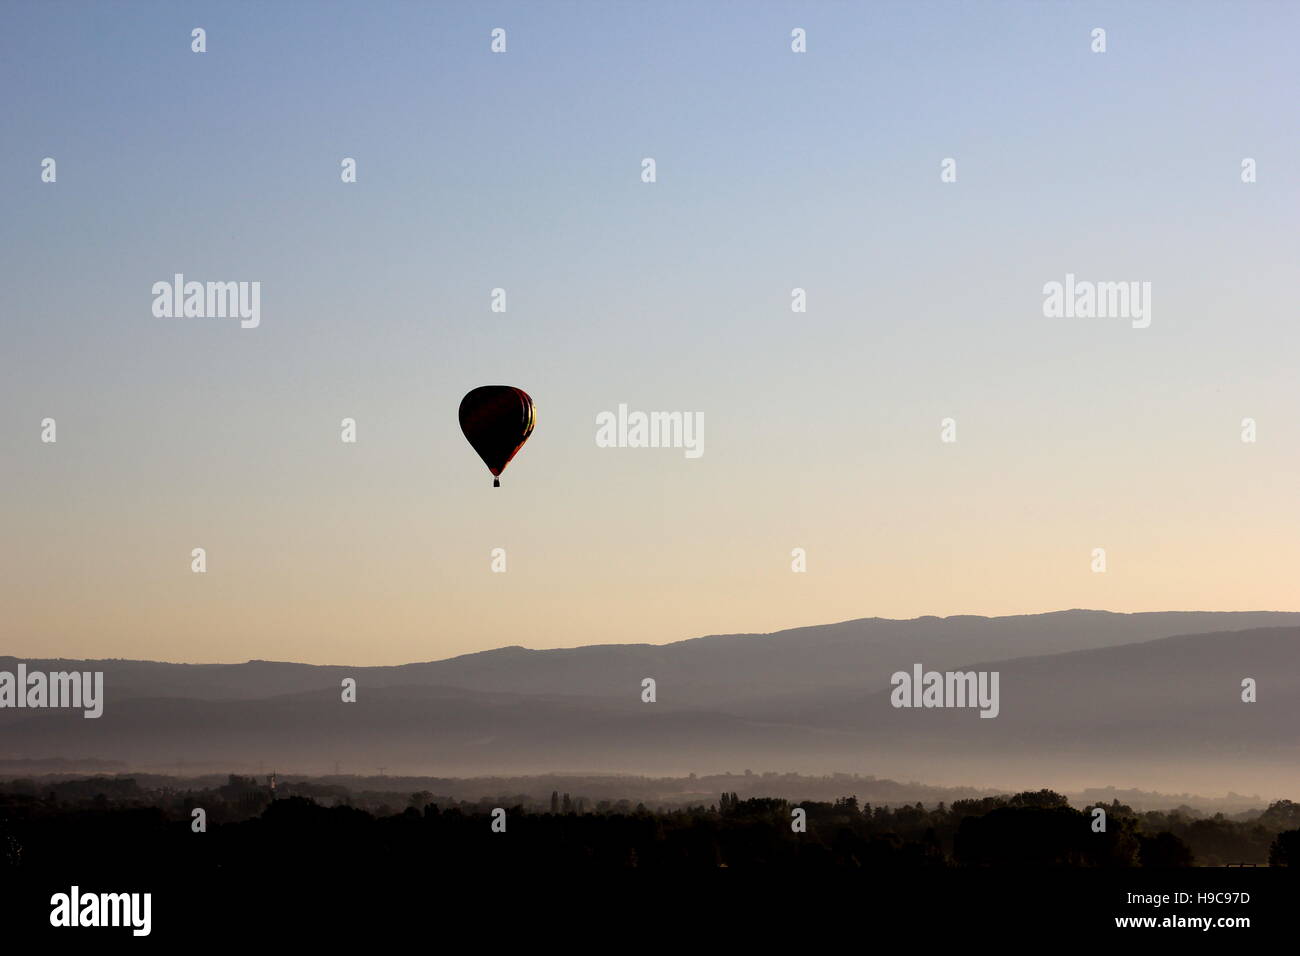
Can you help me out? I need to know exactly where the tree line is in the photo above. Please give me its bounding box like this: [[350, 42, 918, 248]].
[[4, 776, 1300, 873]]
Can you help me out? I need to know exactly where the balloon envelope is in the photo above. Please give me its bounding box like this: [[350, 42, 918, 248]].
[[458, 386, 536, 485]]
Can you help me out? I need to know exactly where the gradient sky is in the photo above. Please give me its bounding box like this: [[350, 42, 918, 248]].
[[2, 1, 1298, 665]]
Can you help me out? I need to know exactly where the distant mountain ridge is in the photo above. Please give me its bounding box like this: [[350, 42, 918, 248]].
[[4, 611, 1298, 794], [6, 609, 1297, 705]]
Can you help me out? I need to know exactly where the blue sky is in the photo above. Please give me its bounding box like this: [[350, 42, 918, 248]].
[[2, 1, 1298, 663]]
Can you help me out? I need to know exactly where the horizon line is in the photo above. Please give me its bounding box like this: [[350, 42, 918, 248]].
[[7, 607, 1300, 668]]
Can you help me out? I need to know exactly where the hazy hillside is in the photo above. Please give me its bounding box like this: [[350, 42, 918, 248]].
[[3, 612, 1298, 795], [5, 609, 1296, 705]]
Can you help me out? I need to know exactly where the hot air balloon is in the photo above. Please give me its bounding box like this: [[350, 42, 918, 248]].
[[458, 386, 536, 487]]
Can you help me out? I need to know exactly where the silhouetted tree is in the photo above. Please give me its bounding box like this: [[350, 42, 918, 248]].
[[1269, 829, 1300, 866], [1138, 831, 1194, 867], [1259, 800, 1300, 831]]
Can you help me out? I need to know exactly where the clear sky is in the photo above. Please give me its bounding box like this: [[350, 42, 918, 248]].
[[2, 1, 1297, 665]]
